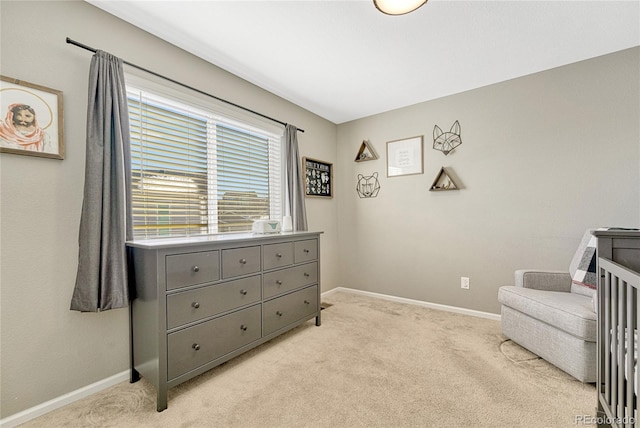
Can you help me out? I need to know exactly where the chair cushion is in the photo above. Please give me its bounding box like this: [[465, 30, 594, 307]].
[[498, 285, 596, 342]]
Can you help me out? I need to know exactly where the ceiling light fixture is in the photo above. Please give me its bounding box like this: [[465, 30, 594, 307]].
[[373, 0, 427, 15]]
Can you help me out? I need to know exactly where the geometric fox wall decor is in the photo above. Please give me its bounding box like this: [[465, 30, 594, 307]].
[[433, 120, 462, 155]]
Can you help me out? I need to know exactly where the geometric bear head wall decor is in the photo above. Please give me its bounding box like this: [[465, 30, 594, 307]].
[[433, 120, 462, 155], [356, 172, 381, 198]]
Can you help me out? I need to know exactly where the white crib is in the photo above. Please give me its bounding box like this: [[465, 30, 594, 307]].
[[596, 230, 640, 428]]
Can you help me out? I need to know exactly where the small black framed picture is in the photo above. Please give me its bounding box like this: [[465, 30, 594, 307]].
[[303, 157, 333, 198]]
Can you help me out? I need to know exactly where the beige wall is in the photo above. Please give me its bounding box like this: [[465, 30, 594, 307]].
[[336, 47, 640, 314], [0, 0, 337, 418], [1, 0, 639, 421]]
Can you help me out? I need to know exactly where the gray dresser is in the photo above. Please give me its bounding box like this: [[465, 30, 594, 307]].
[[126, 231, 322, 411]]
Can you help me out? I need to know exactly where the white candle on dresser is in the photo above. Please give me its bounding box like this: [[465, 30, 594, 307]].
[[282, 215, 293, 232]]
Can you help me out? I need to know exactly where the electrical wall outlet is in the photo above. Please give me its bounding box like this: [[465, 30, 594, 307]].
[[461, 277, 470, 289]]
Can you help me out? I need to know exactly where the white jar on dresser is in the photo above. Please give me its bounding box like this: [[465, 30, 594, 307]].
[[126, 231, 322, 411]]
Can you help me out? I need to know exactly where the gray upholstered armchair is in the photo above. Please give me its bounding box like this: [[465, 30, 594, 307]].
[[497, 229, 597, 382]]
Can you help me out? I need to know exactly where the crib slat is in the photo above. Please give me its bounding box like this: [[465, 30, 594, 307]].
[[605, 271, 612, 403], [604, 271, 612, 405], [629, 285, 640, 427], [613, 274, 619, 413], [619, 277, 627, 420], [626, 281, 634, 427]]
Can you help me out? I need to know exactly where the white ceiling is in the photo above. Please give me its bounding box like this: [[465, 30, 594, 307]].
[[88, 0, 639, 124]]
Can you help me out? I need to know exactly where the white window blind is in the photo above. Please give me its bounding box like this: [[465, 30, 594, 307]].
[[127, 86, 282, 239]]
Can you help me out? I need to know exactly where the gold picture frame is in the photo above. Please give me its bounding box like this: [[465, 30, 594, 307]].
[[0, 75, 64, 159]]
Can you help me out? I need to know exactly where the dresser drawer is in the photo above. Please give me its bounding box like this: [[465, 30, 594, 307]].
[[167, 305, 261, 380], [166, 251, 220, 291], [263, 285, 318, 336], [222, 246, 261, 279], [263, 262, 318, 299], [294, 239, 318, 263], [167, 275, 261, 329], [263, 242, 294, 271]]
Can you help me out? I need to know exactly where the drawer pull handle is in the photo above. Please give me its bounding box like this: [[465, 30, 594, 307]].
[[304, 300, 310, 305], [276, 280, 283, 285], [192, 302, 200, 309], [192, 343, 200, 351], [276, 311, 283, 317], [240, 325, 248, 331], [192, 266, 200, 272], [276, 253, 282, 258], [304, 249, 310, 254], [240, 289, 248, 296], [240, 258, 247, 265], [304, 273, 310, 278]]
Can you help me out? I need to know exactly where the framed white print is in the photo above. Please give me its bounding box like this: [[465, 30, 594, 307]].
[[386, 135, 423, 177], [0, 75, 64, 160]]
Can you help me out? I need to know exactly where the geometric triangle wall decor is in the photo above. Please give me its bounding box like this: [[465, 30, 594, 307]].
[[354, 139, 379, 162], [429, 166, 460, 191]]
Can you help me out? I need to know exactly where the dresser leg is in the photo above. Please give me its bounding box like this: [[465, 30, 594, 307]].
[[128, 302, 139, 384], [315, 314, 321, 326], [157, 388, 168, 412], [130, 367, 140, 383]]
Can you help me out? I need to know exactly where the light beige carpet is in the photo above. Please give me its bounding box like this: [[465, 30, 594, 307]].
[[21, 291, 596, 427]]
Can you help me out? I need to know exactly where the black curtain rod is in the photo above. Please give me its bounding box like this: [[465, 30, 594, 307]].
[[66, 37, 304, 133]]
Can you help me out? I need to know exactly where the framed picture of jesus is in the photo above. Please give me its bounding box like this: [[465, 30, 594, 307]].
[[0, 75, 64, 159]]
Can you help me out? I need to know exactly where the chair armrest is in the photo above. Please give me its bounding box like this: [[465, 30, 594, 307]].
[[515, 270, 572, 292]]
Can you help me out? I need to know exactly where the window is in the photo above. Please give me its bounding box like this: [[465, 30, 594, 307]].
[[127, 85, 282, 239]]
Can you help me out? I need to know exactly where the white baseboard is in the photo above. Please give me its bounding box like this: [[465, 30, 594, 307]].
[[322, 286, 501, 321], [0, 370, 129, 428], [2, 288, 499, 426]]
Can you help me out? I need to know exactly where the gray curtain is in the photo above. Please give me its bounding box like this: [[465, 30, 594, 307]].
[[284, 124, 308, 231], [70, 50, 133, 312]]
